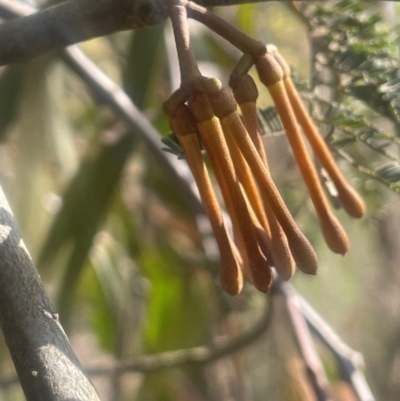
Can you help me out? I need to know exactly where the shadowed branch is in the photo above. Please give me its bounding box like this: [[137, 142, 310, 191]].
[[0, 187, 101, 401]]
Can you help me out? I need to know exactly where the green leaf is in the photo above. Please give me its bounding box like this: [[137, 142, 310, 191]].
[[38, 131, 135, 320], [141, 245, 211, 353], [376, 162, 400, 183], [161, 132, 184, 159], [0, 65, 24, 140], [123, 24, 166, 109]]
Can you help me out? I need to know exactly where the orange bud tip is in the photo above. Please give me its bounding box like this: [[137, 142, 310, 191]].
[[221, 278, 243, 296], [340, 187, 366, 218], [290, 235, 319, 276], [274, 258, 296, 281], [220, 254, 243, 296], [321, 217, 349, 255], [250, 264, 273, 293]]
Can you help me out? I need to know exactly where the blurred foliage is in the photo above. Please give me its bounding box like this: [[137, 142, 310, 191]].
[[0, 1, 399, 401]]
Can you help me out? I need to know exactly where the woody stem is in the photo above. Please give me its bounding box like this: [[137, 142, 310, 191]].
[[168, 2, 201, 84], [186, 1, 265, 57]]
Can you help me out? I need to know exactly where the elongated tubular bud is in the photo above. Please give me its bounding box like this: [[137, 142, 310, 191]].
[[207, 88, 318, 274], [189, 92, 272, 292], [222, 118, 272, 241], [221, 112, 296, 279], [256, 54, 349, 255], [262, 194, 295, 280], [222, 108, 295, 280], [170, 104, 242, 295], [202, 130, 268, 287], [232, 76, 267, 165], [209, 145, 250, 269], [273, 53, 366, 218], [241, 188, 274, 263], [210, 138, 270, 284], [189, 101, 253, 281], [232, 75, 295, 280], [224, 126, 274, 261]]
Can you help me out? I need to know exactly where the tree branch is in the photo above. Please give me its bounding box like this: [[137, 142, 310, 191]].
[[275, 281, 333, 401], [0, 186, 100, 401], [0, 0, 399, 66], [0, 0, 326, 66], [61, 44, 204, 214], [0, 0, 168, 65], [298, 296, 376, 401], [0, 295, 271, 385]]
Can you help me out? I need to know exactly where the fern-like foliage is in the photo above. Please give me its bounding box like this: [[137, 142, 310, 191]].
[[259, 0, 400, 195]]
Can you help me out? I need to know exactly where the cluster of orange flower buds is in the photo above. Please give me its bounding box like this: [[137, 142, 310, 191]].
[[163, 1, 366, 295]]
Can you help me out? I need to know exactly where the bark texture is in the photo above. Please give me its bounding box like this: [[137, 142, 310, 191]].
[[0, 0, 286, 66], [0, 187, 100, 401], [0, 0, 168, 65]]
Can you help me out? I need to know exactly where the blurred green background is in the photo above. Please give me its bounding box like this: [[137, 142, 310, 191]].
[[0, 1, 399, 400]]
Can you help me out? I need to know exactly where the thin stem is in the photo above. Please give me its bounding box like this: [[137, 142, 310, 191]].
[[170, 104, 243, 295], [273, 50, 365, 218], [111, 296, 271, 373], [275, 280, 333, 401], [298, 296, 376, 401], [0, 295, 272, 386], [187, 1, 265, 56], [168, 2, 201, 84], [232, 75, 295, 280]]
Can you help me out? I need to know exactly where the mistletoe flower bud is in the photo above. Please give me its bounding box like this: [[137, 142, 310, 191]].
[[189, 91, 273, 292], [169, 103, 243, 295], [206, 87, 318, 274], [272, 50, 366, 219], [256, 53, 349, 255], [232, 74, 295, 280]]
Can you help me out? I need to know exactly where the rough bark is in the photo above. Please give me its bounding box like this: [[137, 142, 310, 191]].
[[0, 0, 168, 65], [0, 0, 294, 66], [0, 187, 100, 401]]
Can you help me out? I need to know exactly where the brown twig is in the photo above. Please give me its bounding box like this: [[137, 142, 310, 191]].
[[275, 280, 333, 401], [0, 295, 272, 385], [298, 297, 376, 401]]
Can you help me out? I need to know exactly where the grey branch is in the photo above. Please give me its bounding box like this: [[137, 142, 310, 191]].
[[0, 187, 100, 401], [0, 0, 332, 66], [0, 0, 168, 65], [0, 0, 397, 66], [299, 297, 376, 401], [276, 281, 333, 401]]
